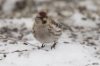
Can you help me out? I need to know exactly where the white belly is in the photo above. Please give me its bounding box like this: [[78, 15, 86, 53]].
[[34, 28, 58, 43]]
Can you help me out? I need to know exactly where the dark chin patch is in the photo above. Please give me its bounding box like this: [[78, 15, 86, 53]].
[[42, 21, 47, 24]]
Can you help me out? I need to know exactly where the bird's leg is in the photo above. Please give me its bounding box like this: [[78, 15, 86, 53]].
[[41, 43, 45, 48], [51, 41, 58, 49]]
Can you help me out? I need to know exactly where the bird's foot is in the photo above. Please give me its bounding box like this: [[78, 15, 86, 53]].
[[51, 42, 57, 49], [41, 43, 45, 48]]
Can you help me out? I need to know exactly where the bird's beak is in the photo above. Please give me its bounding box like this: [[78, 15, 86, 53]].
[[42, 18, 47, 24], [43, 18, 47, 21]]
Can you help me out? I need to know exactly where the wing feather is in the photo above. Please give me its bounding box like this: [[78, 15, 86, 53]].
[[48, 19, 62, 37]]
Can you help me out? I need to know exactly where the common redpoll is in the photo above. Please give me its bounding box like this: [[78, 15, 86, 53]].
[[32, 12, 62, 49]]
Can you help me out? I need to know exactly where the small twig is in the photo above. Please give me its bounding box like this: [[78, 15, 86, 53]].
[[0, 37, 41, 54], [23, 41, 39, 48], [12, 49, 28, 53], [0, 37, 38, 47], [0, 49, 30, 54]]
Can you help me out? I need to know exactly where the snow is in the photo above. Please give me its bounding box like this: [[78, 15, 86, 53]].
[[0, 18, 100, 66], [62, 11, 98, 29], [2, 0, 19, 14], [0, 0, 100, 66], [71, 11, 97, 28], [79, 0, 97, 11]]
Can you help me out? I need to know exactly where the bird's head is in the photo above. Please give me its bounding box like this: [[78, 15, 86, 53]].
[[35, 12, 51, 25]]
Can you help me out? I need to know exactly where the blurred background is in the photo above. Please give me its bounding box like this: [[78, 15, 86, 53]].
[[0, 0, 100, 27], [0, 1, 100, 65], [0, 0, 100, 41], [0, 0, 100, 20]]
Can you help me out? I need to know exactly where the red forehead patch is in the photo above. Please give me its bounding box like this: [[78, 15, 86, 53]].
[[39, 12, 47, 17]]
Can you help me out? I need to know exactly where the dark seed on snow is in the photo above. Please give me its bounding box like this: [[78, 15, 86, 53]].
[[92, 62, 99, 65], [9, 42, 16, 44], [23, 43, 28, 45], [3, 54, 6, 57], [64, 42, 69, 44], [2, 40, 7, 42]]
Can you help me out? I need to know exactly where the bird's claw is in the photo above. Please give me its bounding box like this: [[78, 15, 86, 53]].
[[41, 44, 45, 48], [51, 42, 57, 49]]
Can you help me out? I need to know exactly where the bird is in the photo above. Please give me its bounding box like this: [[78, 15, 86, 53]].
[[32, 12, 62, 49]]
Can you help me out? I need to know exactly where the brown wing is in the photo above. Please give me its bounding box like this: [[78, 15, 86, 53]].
[[48, 19, 62, 37]]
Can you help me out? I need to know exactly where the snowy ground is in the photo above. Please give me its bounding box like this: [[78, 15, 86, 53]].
[[0, 18, 100, 66], [0, 0, 100, 66]]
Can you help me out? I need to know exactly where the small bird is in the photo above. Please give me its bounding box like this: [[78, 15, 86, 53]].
[[32, 12, 62, 49]]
